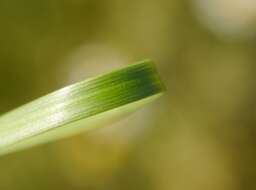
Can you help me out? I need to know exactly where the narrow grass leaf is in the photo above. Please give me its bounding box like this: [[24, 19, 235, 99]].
[[0, 60, 164, 156]]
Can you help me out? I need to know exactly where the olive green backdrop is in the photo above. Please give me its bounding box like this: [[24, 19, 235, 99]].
[[0, 0, 255, 190]]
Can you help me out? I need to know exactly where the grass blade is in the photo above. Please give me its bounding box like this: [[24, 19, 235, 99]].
[[0, 59, 164, 156]]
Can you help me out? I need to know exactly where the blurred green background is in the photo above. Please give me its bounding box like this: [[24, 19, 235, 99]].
[[0, 0, 256, 190]]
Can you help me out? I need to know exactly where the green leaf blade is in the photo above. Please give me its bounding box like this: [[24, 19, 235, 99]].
[[0, 59, 164, 156]]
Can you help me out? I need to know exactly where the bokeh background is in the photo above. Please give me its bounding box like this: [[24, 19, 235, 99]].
[[0, 0, 256, 190]]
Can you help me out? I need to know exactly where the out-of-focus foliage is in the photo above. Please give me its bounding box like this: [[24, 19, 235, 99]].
[[0, 0, 255, 190]]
